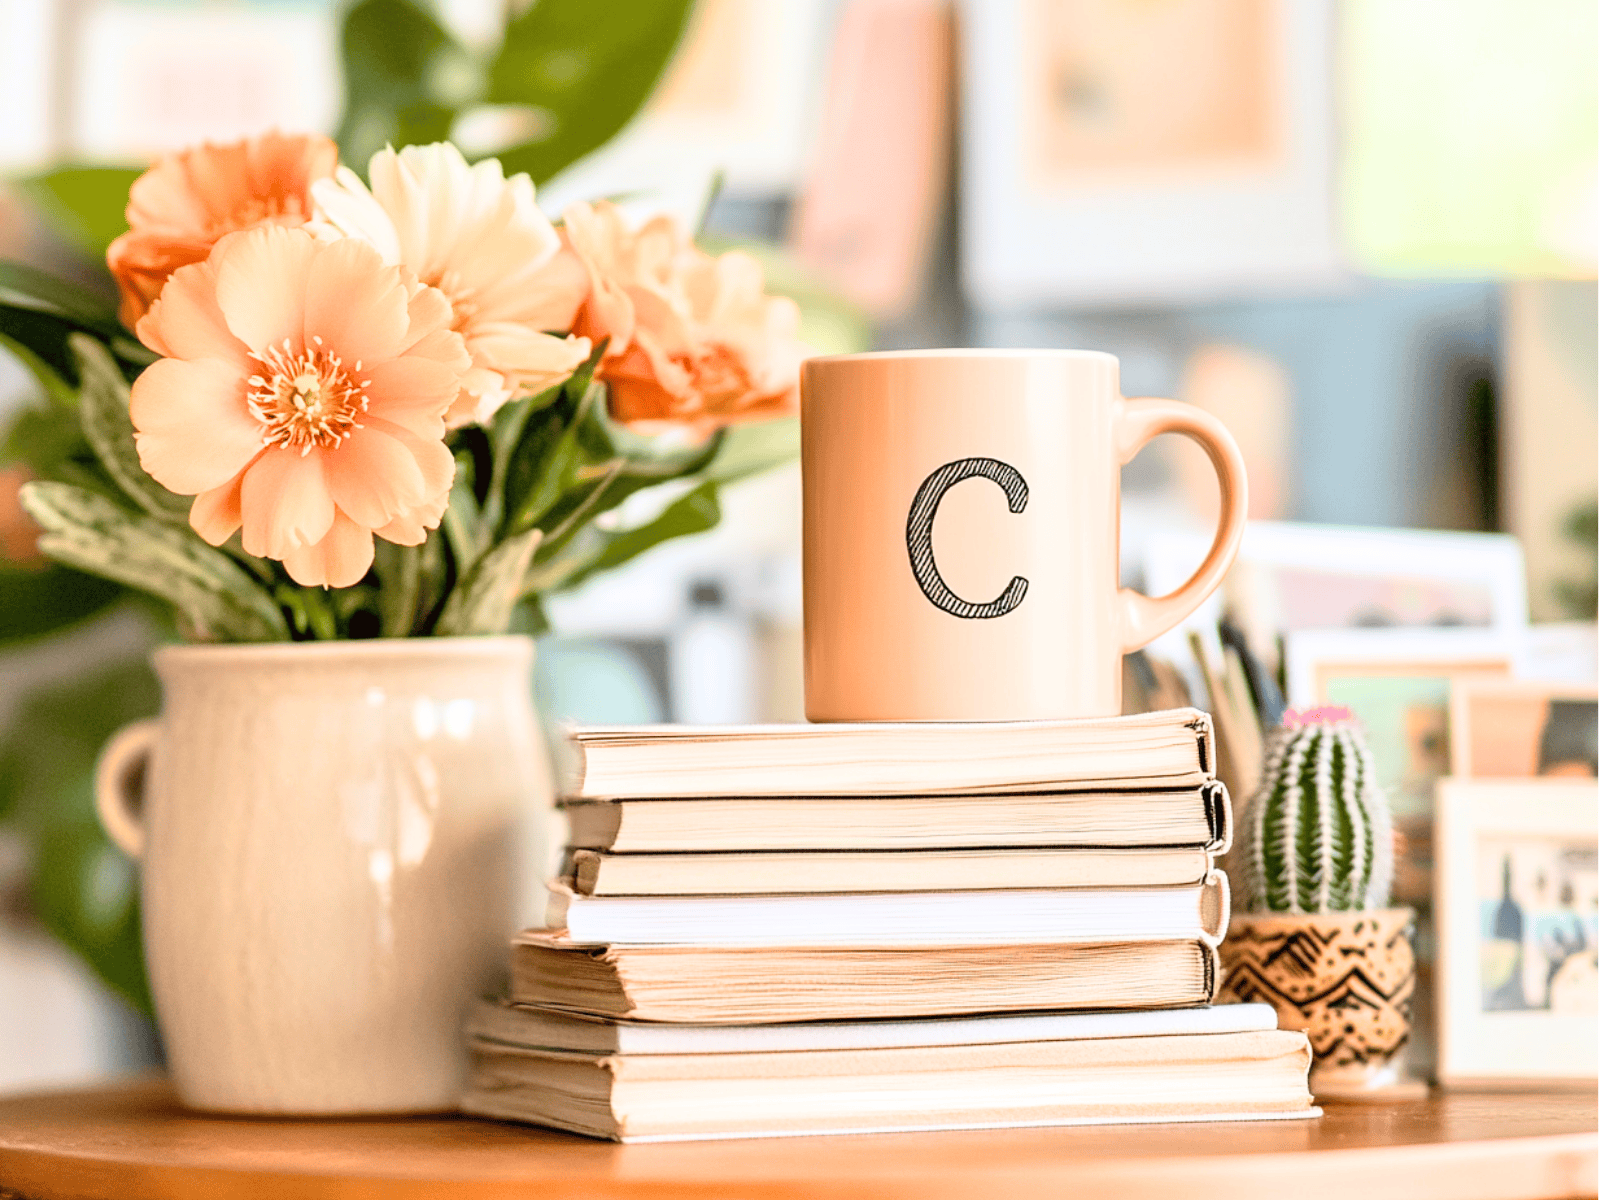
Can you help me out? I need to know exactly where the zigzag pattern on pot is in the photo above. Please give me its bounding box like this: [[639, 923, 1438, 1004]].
[[1220, 915, 1415, 1069]]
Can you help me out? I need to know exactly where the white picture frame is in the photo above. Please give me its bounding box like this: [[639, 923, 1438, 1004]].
[[1282, 627, 1520, 711], [1435, 778, 1598, 1087], [960, 0, 1343, 306], [1137, 521, 1529, 691]]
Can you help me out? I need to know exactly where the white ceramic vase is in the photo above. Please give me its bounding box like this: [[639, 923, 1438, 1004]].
[[93, 637, 551, 1114]]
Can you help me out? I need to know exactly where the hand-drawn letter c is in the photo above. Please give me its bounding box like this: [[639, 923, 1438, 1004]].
[[905, 458, 1029, 619]]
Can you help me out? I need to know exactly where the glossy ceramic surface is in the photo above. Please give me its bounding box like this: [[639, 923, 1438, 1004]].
[[801, 350, 1248, 720], [94, 638, 550, 1114]]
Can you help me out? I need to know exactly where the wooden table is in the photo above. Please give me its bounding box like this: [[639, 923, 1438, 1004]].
[[0, 1080, 1592, 1200]]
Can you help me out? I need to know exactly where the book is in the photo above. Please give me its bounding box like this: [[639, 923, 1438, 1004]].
[[563, 781, 1231, 852], [459, 1029, 1316, 1141], [465, 998, 1282, 1056], [566, 844, 1214, 896], [510, 935, 1220, 1022], [562, 708, 1215, 799], [547, 873, 1229, 947]]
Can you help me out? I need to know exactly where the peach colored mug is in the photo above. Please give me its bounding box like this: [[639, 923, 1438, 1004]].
[[802, 349, 1248, 721]]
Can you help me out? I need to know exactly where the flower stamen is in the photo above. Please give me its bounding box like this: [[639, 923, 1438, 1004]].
[[246, 340, 368, 454]]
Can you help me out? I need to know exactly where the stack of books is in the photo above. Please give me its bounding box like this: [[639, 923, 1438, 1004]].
[[461, 708, 1316, 1141]]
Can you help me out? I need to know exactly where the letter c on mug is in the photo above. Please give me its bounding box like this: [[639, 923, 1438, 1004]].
[[905, 457, 1029, 619]]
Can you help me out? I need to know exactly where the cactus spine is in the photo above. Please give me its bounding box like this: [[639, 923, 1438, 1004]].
[[1236, 708, 1393, 913]]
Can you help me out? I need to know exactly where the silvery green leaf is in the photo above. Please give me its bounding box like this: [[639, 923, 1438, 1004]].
[[70, 334, 193, 524], [434, 527, 542, 637], [19, 481, 288, 643]]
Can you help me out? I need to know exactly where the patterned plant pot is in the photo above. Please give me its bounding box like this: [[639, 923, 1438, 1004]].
[[1219, 907, 1417, 1099]]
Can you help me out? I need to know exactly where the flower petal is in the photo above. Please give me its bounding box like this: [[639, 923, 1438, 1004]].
[[280, 510, 374, 588], [213, 225, 321, 354], [376, 487, 449, 547], [301, 236, 413, 367], [361, 355, 463, 439], [111, 230, 214, 333], [135, 257, 250, 366], [130, 358, 265, 494], [189, 472, 247, 545], [310, 167, 403, 263], [363, 416, 454, 501], [239, 447, 336, 560], [321, 424, 430, 531]]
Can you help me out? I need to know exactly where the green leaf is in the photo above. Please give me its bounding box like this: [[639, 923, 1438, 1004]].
[[534, 478, 720, 595], [372, 540, 423, 637], [502, 391, 597, 536], [70, 334, 191, 524], [19, 482, 288, 643], [0, 565, 123, 645], [0, 331, 76, 409], [434, 527, 542, 637], [274, 583, 338, 641], [13, 167, 141, 259], [0, 260, 122, 336], [703, 417, 798, 485], [336, 0, 473, 169], [0, 305, 95, 385], [0, 402, 84, 477], [483, 380, 561, 529], [442, 450, 490, 568], [488, 0, 696, 184]]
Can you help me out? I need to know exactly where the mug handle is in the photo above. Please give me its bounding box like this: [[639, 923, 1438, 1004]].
[[94, 719, 160, 860], [1114, 397, 1249, 653]]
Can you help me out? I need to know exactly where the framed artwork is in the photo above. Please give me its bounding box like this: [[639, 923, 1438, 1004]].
[[1281, 627, 1517, 931], [1282, 628, 1515, 818], [960, 0, 1342, 305], [1449, 680, 1599, 780], [1435, 779, 1598, 1086], [1139, 522, 1530, 685]]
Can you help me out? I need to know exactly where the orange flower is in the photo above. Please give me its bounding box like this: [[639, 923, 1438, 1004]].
[[130, 225, 470, 588], [561, 201, 806, 432], [0, 466, 44, 568], [107, 132, 338, 330]]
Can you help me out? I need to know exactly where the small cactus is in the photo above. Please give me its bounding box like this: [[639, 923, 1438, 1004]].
[[1235, 707, 1393, 913]]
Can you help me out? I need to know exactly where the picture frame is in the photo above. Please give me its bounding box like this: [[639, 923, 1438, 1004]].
[[1449, 679, 1599, 780], [1139, 521, 1530, 683], [1435, 778, 1598, 1087], [960, 0, 1342, 306], [1281, 627, 1515, 820]]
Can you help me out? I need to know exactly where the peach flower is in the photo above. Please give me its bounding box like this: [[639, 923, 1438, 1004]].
[[310, 143, 590, 427], [107, 132, 338, 330], [561, 200, 806, 431], [130, 224, 470, 588]]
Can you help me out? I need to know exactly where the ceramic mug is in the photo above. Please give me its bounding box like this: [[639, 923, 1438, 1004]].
[[802, 349, 1248, 721], [94, 638, 551, 1114]]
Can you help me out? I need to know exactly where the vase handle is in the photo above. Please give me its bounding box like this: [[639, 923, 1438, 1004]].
[[95, 719, 159, 860]]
